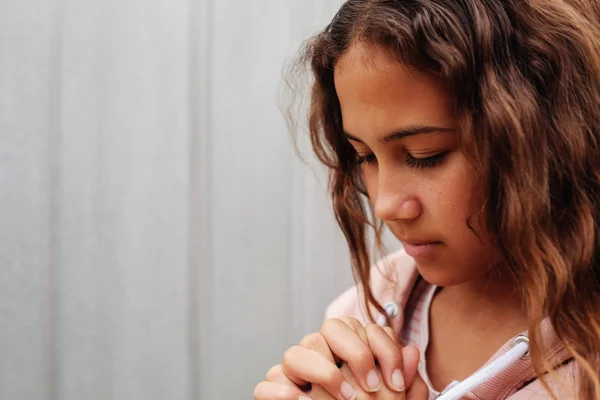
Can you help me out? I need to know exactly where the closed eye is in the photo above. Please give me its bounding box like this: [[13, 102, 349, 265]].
[[355, 152, 447, 168], [356, 152, 448, 169], [405, 152, 447, 169]]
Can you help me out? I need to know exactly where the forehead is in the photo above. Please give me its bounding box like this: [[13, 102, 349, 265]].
[[333, 42, 454, 134]]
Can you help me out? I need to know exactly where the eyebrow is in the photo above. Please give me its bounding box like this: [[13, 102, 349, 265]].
[[344, 125, 455, 143]]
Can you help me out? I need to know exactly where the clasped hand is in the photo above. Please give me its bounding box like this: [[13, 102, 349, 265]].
[[254, 318, 429, 400]]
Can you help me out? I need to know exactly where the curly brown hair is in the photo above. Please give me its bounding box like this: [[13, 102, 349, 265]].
[[286, 0, 600, 398]]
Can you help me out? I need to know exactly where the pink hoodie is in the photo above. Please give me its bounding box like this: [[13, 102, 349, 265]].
[[325, 249, 578, 399]]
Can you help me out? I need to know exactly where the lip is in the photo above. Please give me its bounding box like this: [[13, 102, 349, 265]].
[[401, 240, 442, 259]]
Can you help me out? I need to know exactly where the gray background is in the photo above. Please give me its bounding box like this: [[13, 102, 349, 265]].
[[0, 0, 373, 399]]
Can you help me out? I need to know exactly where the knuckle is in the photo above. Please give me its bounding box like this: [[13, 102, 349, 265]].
[[253, 381, 266, 399], [282, 346, 300, 366], [347, 345, 373, 365], [300, 332, 325, 350], [320, 317, 341, 334], [265, 364, 283, 381], [345, 317, 363, 327], [342, 317, 365, 331]]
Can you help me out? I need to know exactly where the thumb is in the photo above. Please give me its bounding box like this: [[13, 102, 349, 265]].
[[400, 345, 420, 388], [407, 373, 430, 400]]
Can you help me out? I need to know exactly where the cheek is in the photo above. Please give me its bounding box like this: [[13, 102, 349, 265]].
[[424, 160, 501, 273], [425, 157, 480, 232]]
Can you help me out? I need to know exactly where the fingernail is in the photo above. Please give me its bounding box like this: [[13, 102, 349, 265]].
[[340, 381, 356, 400], [367, 369, 380, 391], [299, 396, 312, 400], [392, 369, 405, 392]]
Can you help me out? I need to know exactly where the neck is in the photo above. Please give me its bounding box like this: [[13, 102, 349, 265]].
[[426, 267, 531, 391], [437, 266, 528, 331]]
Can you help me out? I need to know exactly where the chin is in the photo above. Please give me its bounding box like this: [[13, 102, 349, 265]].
[[414, 261, 471, 287]]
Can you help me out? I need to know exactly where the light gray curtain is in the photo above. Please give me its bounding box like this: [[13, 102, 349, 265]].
[[0, 0, 361, 399]]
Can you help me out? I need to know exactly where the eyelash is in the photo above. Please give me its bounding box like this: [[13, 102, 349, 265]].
[[356, 152, 447, 169]]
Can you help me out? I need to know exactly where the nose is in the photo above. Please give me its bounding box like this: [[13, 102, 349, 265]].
[[375, 194, 422, 222], [373, 173, 422, 223]]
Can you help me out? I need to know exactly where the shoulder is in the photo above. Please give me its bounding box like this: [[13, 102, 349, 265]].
[[507, 360, 579, 399], [324, 249, 419, 329]]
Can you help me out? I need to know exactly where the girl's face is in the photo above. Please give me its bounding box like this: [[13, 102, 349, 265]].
[[334, 42, 499, 286]]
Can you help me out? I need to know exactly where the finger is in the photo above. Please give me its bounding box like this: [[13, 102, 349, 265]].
[[308, 384, 339, 400], [400, 345, 421, 388], [339, 318, 369, 345], [254, 381, 312, 400], [339, 318, 369, 368], [267, 365, 305, 388], [320, 318, 380, 394], [299, 333, 336, 365], [266, 365, 284, 382], [340, 362, 403, 400], [267, 365, 335, 399], [282, 345, 357, 400], [383, 327, 396, 342], [407, 373, 429, 400], [364, 323, 405, 392], [340, 318, 369, 369]]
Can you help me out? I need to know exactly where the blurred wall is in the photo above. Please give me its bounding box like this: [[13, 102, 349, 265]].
[[0, 0, 362, 399]]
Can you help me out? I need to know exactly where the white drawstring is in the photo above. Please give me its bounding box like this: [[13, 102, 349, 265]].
[[376, 304, 530, 400], [435, 336, 530, 400]]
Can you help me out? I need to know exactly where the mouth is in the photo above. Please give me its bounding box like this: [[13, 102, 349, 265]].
[[402, 240, 441, 246], [400, 240, 442, 258]]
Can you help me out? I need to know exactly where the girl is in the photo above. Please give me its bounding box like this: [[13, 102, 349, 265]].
[[254, 0, 600, 399]]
